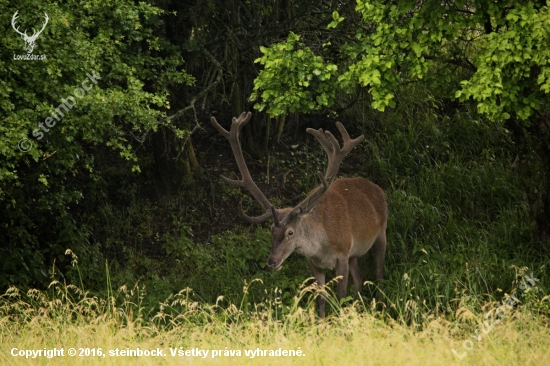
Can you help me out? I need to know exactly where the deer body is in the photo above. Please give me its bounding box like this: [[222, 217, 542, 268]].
[[211, 112, 387, 317], [268, 178, 386, 269], [268, 177, 387, 317]]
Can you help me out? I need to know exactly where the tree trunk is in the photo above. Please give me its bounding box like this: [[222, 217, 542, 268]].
[[507, 116, 550, 252], [152, 124, 201, 199], [275, 114, 286, 143]]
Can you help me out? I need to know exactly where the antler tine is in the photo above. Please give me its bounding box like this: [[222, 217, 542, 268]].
[[11, 11, 27, 37], [306, 128, 333, 155], [335, 121, 365, 153], [307, 122, 364, 182], [237, 202, 274, 223], [284, 123, 363, 224], [211, 112, 278, 224], [35, 13, 49, 36], [210, 114, 232, 138]]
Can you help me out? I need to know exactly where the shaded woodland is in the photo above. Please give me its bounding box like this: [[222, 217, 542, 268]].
[[1, 0, 549, 316]]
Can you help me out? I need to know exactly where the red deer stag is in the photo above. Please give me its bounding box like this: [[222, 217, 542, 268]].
[[211, 112, 387, 318]]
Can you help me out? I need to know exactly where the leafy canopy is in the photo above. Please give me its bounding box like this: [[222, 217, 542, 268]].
[[251, 32, 339, 117], [252, 1, 550, 122]]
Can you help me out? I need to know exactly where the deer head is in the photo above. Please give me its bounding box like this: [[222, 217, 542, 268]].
[[211, 111, 366, 266]]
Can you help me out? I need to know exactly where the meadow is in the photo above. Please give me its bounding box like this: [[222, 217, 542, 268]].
[[1, 272, 549, 365]]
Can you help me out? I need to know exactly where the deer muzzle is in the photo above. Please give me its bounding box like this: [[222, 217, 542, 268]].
[[267, 256, 283, 271]]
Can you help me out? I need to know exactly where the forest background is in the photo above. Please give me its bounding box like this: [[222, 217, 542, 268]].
[[1, 1, 549, 364]]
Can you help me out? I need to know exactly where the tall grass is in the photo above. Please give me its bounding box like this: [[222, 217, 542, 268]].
[[1, 270, 549, 365]]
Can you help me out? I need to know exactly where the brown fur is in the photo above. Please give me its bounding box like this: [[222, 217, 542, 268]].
[[267, 177, 387, 318]]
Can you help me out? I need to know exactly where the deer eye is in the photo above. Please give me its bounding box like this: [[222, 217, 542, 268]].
[[287, 229, 294, 237]]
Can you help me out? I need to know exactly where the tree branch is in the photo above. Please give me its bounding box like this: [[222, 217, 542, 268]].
[[165, 48, 223, 122], [422, 53, 477, 72]]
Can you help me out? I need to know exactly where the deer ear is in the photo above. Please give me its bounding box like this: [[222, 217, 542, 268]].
[[302, 203, 320, 215], [285, 206, 305, 223]]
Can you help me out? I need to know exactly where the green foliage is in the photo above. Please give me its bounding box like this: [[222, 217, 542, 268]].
[[167, 227, 307, 307], [0, 0, 193, 288], [327, 11, 345, 29], [251, 32, 339, 116], [252, 1, 550, 120], [458, 3, 550, 121], [89, 209, 307, 310]]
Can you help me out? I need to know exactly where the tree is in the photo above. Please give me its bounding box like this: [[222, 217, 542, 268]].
[[251, 1, 550, 251], [0, 0, 193, 287]]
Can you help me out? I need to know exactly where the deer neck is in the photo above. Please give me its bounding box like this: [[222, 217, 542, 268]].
[[294, 213, 328, 258]]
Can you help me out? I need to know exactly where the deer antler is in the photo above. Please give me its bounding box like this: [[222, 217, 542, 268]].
[[307, 122, 365, 182], [211, 112, 277, 223], [282, 122, 364, 224]]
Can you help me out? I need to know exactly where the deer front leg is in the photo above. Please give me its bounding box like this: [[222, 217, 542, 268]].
[[309, 261, 326, 318], [335, 257, 349, 300]]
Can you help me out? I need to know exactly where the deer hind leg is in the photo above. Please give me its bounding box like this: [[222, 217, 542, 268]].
[[309, 261, 326, 318], [373, 231, 386, 282], [349, 257, 363, 294], [335, 257, 350, 300]]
